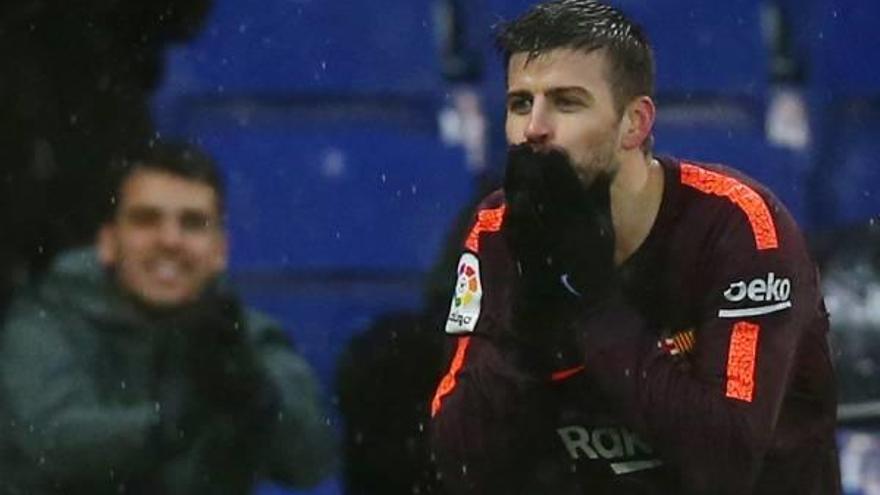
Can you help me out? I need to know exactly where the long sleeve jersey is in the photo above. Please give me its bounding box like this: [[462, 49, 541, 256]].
[[430, 157, 840, 495]]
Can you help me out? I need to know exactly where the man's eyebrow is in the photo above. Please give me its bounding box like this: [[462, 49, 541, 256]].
[[506, 86, 594, 101], [123, 204, 161, 215], [546, 86, 594, 101], [506, 90, 532, 101]]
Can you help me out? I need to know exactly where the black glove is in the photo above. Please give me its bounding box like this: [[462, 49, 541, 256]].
[[152, 365, 202, 457], [179, 293, 280, 424], [503, 144, 616, 306], [151, 322, 205, 457], [502, 145, 617, 374]]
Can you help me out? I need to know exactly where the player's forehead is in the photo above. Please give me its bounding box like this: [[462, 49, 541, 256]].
[[506, 47, 613, 94], [117, 169, 219, 218]]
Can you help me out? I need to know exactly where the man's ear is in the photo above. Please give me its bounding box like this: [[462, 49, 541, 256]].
[[97, 224, 117, 267], [620, 96, 656, 151]]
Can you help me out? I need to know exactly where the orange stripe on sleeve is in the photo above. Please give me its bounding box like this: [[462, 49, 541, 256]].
[[465, 206, 506, 253], [680, 163, 778, 250], [550, 364, 586, 382], [431, 336, 473, 417], [725, 322, 760, 402]]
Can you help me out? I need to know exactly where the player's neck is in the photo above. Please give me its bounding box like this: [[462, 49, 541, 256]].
[[610, 153, 664, 265]]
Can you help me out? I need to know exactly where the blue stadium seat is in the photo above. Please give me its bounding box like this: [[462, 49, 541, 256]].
[[784, 0, 880, 228], [613, 0, 768, 98], [796, 0, 880, 97], [155, 0, 443, 97], [182, 113, 473, 273], [808, 105, 880, 228], [172, 103, 473, 394]]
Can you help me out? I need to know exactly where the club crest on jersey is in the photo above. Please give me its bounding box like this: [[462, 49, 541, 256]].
[[658, 328, 696, 357], [719, 272, 793, 318], [446, 253, 482, 334]]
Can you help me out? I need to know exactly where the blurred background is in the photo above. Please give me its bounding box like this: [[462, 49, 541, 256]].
[[1, 0, 879, 493]]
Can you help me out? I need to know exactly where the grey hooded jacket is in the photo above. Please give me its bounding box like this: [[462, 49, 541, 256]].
[[0, 248, 337, 494]]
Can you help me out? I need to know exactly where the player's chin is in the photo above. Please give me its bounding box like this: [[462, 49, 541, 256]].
[[574, 159, 618, 186]]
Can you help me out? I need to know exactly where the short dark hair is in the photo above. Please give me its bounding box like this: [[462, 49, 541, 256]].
[[105, 140, 225, 220], [496, 0, 655, 116]]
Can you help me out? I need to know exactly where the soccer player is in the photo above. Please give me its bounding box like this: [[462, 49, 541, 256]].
[[429, 1, 840, 493]]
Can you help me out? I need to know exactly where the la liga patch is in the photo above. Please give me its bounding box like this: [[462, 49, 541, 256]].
[[446, 253, 483, 334]]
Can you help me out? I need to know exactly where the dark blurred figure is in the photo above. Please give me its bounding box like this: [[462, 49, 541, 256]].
[[336, 170, 499, 495], [0, 0, 212, 314], [810, 224, 880, 495], [0, 142, 337, 494], [813, 223, 880, 408], [337, 312, 445, 495]]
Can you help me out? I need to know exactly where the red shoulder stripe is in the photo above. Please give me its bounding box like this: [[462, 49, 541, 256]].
[[680, 163, 778, 250], [465, 206, 506, 253]]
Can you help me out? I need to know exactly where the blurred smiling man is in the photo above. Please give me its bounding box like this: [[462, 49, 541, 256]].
[[0, 142, 336, 494], [98, 150, 228, 308]]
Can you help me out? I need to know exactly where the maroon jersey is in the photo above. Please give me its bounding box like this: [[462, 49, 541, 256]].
[[430, 157, 840, 495]]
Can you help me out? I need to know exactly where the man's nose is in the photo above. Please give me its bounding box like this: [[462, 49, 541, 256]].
[[157, 219, 184, 248], [524, 100, 553, 145]]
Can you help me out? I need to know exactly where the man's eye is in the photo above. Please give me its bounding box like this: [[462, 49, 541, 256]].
[[180, 212, 211, 232], [125, 209, 161, 227], [555, 98, 583, 111], [508, 98, 532, 114]]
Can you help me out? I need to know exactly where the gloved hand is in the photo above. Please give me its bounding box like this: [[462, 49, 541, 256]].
[[180, 293, 280, 425], [502, 144, 617, 306], [152, 367, 203, 457], [502, 145, 617, 375]]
